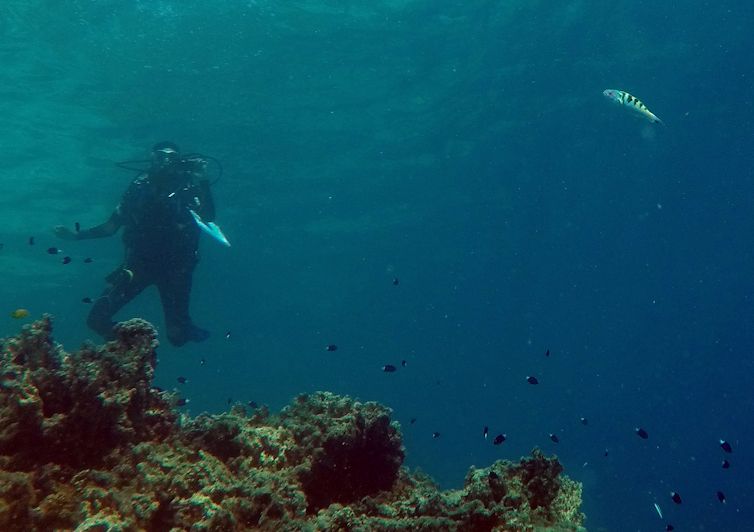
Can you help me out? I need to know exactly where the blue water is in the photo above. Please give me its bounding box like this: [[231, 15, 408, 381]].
[[2, 1, 753, 530]]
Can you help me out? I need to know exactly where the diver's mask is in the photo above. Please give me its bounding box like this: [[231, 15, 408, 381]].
[[152, 147, 182, 171]]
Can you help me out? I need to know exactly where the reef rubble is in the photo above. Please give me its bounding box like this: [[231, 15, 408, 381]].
[[1, 317, 587, 532]]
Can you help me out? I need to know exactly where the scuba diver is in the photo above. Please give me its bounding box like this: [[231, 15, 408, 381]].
[[54, 142, 216, 347]]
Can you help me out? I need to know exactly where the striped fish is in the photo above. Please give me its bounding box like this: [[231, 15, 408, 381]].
[[603, 89, 663, 124]]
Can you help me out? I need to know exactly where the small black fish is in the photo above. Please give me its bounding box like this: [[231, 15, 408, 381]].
[[636, 428, 649, 439], [550, 434, 559, 443], [81, 297, 92, 304], [409, 418, 417, 425], [545, 349, 550, 357], [248, 401, 258, 409], [483, 426, 488, 439], [720, 439, 732, 453], [47, 247, 60, 255], [75, 222, 80, 232], [717, 491, 726, 504], [383, 364, 397, 372], [200, 358, 205, 365], [62, 256, 71, 265], [670, 492, 682, 505], [177, 377, 187, 384], [393, 278, 399, 285], [84, 257, 93, 263], [326, 344, 338, 351], [604, 449, 609, 457], [581, 417, 588, 426], [432, 432, 440, 438], [29, 237, 35, 245], [666, 526, 674, 531], [227, 397, 232, 405], [722, 460, 730, 469], [493, 434, 506, 445], [176, 398, 188, 406], [526, 376, 539, 385], [401, 360, 406, 367], [0, 243, 3, 250], [226, 332, 231, 339]]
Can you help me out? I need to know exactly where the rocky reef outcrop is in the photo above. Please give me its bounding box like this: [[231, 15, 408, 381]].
[[1, 317, 586, 532]]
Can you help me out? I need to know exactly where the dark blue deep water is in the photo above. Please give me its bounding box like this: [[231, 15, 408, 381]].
[[2, 1, 753, 530]]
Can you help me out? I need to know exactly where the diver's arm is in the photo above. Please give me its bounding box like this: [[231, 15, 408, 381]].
[[55, 211, 122, 241], [77, 215, 121, 239], [188, 159, 216, 222], [196, 179, 216, 222]]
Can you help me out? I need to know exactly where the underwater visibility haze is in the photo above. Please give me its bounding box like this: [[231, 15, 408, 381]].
[[1, 0, 753, 530]]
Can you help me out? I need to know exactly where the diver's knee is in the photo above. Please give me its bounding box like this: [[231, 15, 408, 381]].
[[87, 304, 116, 341], [167, 335, 187, 347], [86, 309, 104, 331], [166, 325, 188, 347], [87, 315, 116, 341]]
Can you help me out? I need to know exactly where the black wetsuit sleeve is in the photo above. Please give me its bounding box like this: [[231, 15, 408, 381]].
[[77, 210, 122, 239], [78, 182, 134, 240], [197, 180, 216, 222]]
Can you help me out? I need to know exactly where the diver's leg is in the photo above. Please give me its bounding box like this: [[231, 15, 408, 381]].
[[87, 267, 149, 341], [157, 258, 209, 347]]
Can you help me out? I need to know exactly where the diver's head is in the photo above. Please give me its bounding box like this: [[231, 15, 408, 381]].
[[151, 141, 181, 171]]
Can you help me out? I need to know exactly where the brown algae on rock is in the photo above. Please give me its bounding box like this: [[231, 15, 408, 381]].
[[1, 317, 587, 531]]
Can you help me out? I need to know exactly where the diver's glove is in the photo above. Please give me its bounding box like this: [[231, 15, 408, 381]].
[[189, 158, 210, 185], [53, 225, 79, 241]]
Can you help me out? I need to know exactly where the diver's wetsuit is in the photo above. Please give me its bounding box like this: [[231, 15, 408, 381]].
[[87, 169, 215, 346]]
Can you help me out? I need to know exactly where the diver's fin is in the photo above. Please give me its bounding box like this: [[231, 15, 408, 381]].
[[190, 210, 230, 247]]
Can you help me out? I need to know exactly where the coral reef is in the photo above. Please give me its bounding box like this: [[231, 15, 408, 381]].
[[1, 317, 587, 532]]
